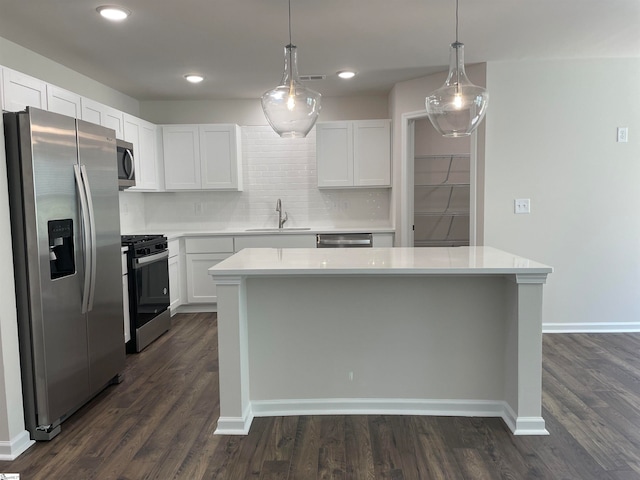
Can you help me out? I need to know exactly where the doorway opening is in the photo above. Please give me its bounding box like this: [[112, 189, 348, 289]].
[[413, 118, 471, 247], [399, 111, 483, 247]]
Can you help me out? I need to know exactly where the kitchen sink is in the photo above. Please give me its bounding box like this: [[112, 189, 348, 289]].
[[245, 227, 312, 232]]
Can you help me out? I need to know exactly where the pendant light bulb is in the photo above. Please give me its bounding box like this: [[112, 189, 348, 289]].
[[425, 0, 488, 137], [261, 1, 321, 138]]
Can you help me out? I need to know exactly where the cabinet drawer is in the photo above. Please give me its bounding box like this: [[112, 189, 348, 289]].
[[185, 236, 234, 254]]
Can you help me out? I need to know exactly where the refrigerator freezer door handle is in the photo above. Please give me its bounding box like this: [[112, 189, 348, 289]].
[[80, 165, 98, 312], [74, 165, 92, 314]]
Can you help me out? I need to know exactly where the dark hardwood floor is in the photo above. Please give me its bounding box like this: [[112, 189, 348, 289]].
[[1, 313, 639, 479]]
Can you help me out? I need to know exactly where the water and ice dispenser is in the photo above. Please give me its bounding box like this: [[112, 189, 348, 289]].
[[48, 219, 75, 279]]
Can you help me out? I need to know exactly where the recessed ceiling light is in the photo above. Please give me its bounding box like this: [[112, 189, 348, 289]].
[[184, 74, 204, 84], [337, 70, 357, 79], [97, 6, 131, 21]]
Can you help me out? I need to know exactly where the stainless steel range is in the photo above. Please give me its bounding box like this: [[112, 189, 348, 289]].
[[121, 234, 171, 352]]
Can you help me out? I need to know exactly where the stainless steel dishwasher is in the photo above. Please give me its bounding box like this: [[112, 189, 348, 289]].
[[316, 233, 373, 248]]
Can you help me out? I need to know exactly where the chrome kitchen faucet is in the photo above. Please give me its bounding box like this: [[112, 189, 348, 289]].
[[276, 198, 288, 229]]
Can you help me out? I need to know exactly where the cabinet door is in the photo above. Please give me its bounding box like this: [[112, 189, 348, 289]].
[[169, 255, 181, 312], [47, 85, 81, 118], [124, 114, 159, 190], [186, 253, 231, 303], [103, 105, 125, 139], [199, 124, 242, 190], [163, 125, 201, 190], [2, 69, 47, 111], [353, 119, 391, 187], [81, 97, 124, 139], [316, 122, 353, 187]]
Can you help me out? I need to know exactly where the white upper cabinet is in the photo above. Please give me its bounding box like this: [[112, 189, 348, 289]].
[[200, 124, 242, 190], [317, 119, 391, 188], [46, 85, 81, 118], [316, 121, 354, 187], [162, 125, 200, 190], [2, 68, 47, 111], [81, 97, 125, 139], [123, 114, 160, 190], [162, 124, 242, 191], [353, 119, 392, 186]]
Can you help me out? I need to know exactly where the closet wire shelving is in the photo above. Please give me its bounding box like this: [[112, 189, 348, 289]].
[[414, 154, 470, 247]]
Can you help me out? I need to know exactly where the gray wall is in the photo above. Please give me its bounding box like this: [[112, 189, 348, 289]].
[[483, 58, 640, 330], [139, 96, 389, 125]]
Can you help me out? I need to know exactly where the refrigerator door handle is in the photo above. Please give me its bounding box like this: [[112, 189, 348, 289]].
[[80, 165, 98, 312], [74, 165, 92, 314]]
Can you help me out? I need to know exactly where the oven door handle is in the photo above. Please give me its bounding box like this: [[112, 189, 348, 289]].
[[133, 250, 169, 268]]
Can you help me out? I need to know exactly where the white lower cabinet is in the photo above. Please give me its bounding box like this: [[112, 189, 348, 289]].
[[174, 232, 393, 309], [184, 236, 234, 304], [186, 254, 232, 303], [372, 233, 394, 247], [168, 239, 183, 313], [234, 234, 316, 250]]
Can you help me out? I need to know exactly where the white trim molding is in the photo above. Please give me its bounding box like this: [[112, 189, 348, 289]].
[[543, 322, 640, 333], [214, 405, 254, 435], [250, 398, 549, 436], [0, 430, 34, 460]]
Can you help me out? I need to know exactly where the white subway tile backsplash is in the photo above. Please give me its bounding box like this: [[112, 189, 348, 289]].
[[123, 125, 391, 233]]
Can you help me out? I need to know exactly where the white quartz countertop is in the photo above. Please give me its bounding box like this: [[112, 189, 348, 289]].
[[154, 227, 394, 241], [208, 246, 553, 277]]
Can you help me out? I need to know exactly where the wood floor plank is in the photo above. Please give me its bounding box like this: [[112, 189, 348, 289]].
[[453, 447, 495, 480], [0, 318, 638, 480], [318, 415, 346, 480], [344, 415, 375, 480], [289, 416, 322, 480]]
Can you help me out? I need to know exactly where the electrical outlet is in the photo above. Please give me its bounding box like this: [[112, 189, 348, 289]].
[[617, 127, 628, 143], [514, 198, 531, 214], [194, 202, 203, 215]]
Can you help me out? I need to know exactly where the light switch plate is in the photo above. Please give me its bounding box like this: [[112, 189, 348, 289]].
[[617, 127, 628, 143], [514, 198, 531, 214]]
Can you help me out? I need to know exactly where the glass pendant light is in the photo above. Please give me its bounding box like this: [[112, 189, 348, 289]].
[[261, 0, 321, 138], [425, 0, 489, 137]]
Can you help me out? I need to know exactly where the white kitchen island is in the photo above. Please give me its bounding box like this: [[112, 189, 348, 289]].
[[208, 246, 553, 436]]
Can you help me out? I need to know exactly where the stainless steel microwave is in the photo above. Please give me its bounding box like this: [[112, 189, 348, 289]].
[[117, 139, 135, 189]]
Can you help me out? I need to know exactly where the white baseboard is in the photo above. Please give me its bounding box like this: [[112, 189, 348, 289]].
[[249, 398, 549, 436], [502, 403, 548, 435], [543, 322, 640, 333], [172, 304, 217, 315], [214, 405, 253, 435], [0, 430, 34, 460]]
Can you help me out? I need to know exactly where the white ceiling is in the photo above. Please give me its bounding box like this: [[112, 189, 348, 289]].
[[0, 0, 638, 101]]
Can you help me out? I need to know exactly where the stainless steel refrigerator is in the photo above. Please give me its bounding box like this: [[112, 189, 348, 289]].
[[3, 107, 125, 441]]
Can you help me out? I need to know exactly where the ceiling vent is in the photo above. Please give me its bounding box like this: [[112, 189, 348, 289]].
[[299, 74, 326, 81]]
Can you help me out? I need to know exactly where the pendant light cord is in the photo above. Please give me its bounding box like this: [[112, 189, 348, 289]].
[[454, 0, 460, 90], [455, 0, 459, 43], [287, 0, 295, 95], [288, 0, 292, 46]]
